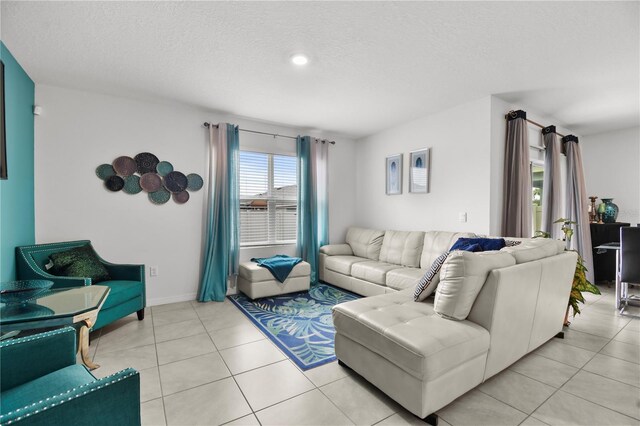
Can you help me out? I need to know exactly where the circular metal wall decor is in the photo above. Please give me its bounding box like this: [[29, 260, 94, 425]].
[[163, 171, 188, 193], [96, 164, 116, 180], [113, 156, 137, 176], [134, 152, 160, 174], [187, 173, 204, 191], [173, 191, 190, 204], [123, 175, 142, 194], [98, 154, 199, 205], [156, 161, 174, 177], [149, 188, 171, 204], [139, 172, 162, 192], [105, 175, 125, 192]]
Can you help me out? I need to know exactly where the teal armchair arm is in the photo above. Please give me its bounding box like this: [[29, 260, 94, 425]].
[[0, 328, 77, 392], [0, 368, 141, 426], [15, 244, 90, 288]]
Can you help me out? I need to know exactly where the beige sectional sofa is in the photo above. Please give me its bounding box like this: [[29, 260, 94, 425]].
[[319, 227, 475, 296], [322, 227, 577, 424]]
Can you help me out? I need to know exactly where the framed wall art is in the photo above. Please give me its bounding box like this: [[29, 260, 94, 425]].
[[409, 148, 430, 193], [385, 153, 403, 195]]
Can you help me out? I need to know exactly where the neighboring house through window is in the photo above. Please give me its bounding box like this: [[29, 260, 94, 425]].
[[239, 151, 297, 246]]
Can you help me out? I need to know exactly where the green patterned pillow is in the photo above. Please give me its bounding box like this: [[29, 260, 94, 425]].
[[49, 246, 111, 284]]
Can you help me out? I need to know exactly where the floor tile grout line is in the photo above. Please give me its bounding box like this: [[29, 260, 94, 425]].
[[215, 345, 263, 426], [148, 309, 170, 426]]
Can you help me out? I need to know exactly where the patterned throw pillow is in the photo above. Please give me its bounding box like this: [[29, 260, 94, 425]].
[[414, 251, 449, 302], [504, 240, 522, 247], [50, 246, 111, 283]]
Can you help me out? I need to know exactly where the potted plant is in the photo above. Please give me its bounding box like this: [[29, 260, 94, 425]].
[[535, 218, 601, 325]]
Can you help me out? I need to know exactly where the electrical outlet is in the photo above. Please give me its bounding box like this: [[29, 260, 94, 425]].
[[149, 266, 158, 277], [458, 212, 467, 223]]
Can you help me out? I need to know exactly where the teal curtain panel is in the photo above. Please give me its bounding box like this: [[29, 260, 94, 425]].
[[198, 123, 240, 302]]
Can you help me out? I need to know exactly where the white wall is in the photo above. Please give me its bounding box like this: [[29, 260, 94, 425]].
[[34, 85, 356, 305], [354, 96, 493, 235], [581, 126, 640, 225]]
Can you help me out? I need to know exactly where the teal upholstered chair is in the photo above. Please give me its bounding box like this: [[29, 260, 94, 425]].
[[16, 240, 146, 330], [0, 327, 140, 425]]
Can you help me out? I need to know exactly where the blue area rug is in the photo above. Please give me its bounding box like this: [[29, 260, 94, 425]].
[[228, 283, 360, 370]]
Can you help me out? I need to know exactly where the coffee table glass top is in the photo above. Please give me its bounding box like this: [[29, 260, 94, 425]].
[[0, 285, 109, 326]]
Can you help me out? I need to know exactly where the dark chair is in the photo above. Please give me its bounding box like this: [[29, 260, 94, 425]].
[[0, 327, 140, 425], [16, 240, 146, 330], [619, 227, 640, 314]]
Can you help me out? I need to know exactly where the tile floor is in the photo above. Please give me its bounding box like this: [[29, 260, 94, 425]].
[[87, 285, 640, 425]]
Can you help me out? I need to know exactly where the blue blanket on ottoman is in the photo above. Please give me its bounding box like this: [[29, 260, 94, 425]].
[[251, 254, 303, 283]]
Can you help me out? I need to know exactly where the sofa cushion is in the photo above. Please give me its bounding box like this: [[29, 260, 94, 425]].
[[324, 256, 368, 276], [1, 364, 94, 415], [378, 231, 425, 268], [346, 227, 385, 260], [434, 251, 516, 320], [420, 231, 475, 269], [239, 261, 311, 282], [332, 289, 490, 380], [351, 261, 402, 285], [102, 280, 145, 310], [500, 239, 565, 264], [386, 267, 425, 290]]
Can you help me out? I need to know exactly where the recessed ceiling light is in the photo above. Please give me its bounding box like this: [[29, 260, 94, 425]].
[[291, 54, 309, 66]]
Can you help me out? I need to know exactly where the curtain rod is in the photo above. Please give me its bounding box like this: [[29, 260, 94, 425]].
[[504, 110, 566, 138], [203, 122, 336, 145]]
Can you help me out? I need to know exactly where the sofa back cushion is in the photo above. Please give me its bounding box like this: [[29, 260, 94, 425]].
[[434, 251, 516, 320], [500, 238, 564, 264], [346, 227, 385, 260], [378, 230, 425, 267], [420, 231, 476, 268]]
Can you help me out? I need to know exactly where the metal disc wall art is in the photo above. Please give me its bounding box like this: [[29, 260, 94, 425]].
[[156, 161, 173, 177], [139, 173, 162, 192], [134, 152, 160, 174], [96, 164, 116, 180], [105, 175, 125, 192], [113, 156, 137, 176], [173, 191, 190, 204], [149, 188, 171, 204], [163, 171, 188, 193], [123, 175, 142, 194], [96, 152, 203, 205], [187, 173, 204, 191]]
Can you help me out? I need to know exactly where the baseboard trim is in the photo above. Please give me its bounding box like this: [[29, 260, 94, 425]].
[[147, 293, 197, 306]]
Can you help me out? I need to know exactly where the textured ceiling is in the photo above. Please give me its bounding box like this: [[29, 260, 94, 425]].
[[2, 1, 638, 138]]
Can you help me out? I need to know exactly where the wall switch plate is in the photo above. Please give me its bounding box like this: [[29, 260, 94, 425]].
[[149, 266, 158, 277], [459, 212, 467, 223]]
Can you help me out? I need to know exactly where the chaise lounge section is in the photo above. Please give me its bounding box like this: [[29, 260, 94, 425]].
[[323, 227, 577, 422]]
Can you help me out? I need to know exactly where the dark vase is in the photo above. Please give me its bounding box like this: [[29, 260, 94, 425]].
[[599, 198, 619, 223]]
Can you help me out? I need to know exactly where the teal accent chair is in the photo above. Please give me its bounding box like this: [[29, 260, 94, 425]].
[[0, 327, 141, 425], [16, 240, 146, 331]]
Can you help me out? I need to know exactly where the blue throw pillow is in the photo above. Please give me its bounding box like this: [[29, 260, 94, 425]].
[[450, 238, 506, 252]]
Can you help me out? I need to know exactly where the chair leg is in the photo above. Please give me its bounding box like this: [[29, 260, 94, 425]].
[[137, 309, 145, 321], [424, 413, 438, 425]]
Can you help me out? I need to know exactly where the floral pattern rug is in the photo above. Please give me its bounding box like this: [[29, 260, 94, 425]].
[[228, 283, 360, 370]]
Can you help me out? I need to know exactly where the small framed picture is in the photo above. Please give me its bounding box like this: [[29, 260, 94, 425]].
[[409, 148, 430, 193], [385, 154, 403, 195]]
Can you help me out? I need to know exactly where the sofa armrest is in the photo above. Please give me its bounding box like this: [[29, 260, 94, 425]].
[[15, 248, 90, 288], [0, 368, 140, 426], [320, 244, 353, 256], [0, 328, 77, 392], [102, 262, 145, 282]]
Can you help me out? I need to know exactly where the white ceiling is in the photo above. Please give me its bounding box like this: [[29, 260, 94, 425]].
[[2, 1, 638, 138]]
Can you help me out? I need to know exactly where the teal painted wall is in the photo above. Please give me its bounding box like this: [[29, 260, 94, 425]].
[[0, 42, 35, 282]]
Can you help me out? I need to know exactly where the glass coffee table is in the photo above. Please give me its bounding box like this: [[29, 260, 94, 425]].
[[0, 285, 110, 370]]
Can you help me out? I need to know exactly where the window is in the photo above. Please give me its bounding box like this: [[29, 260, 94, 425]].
[[531, 162, 544, 236], [239, 151, 297, 246]]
